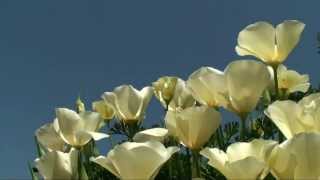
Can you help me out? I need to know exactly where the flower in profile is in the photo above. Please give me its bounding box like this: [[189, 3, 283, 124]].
[[133, 128, 168, 143], [165, 106, 221, 150], [187, 67, 228, 108], [153, 76, 195, 111], [152, 76, 179, 108], [201, 139, 277, 180], [35, 121, 65, 152], [268, 132, 320, 179], [268, 64, 310, 94], [102, 85, 153, 123], [92, 100, 115, 121], [236, 20, 305, 66], [167, 80, 195, 111], [224, 60, 270, 116], [265, 93, 320, 139], [91, 141, 179, 180], [55, 108, 109, 147], [35, 149, 83, 180]]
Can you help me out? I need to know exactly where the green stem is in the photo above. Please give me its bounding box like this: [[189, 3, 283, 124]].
[[77, 149, 83, 180], [186, 148, 192, 179], [272, 65, 284, 142], [239, 114, 247, 141], [191, 150, 201, 178], [272, 65, 279, 100]]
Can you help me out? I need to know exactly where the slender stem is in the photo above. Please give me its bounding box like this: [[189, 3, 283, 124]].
[[239, 114, 247, 141], [272, 65, 284, 142], [272, 65, 279, 99], [77, 149, 83, 180], [186, 148, 192, 179], [191, 150, 201, 178], [177, 145, 183, 179]]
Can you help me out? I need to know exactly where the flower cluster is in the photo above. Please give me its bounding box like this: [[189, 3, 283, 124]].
[[30, 20, 320, 180]]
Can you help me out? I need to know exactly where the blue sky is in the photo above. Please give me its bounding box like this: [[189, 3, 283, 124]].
[[1, 0, 319, 178]]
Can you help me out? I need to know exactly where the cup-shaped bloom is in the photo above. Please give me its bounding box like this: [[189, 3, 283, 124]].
[[153, 76, 195, 111], [236, 20, 305, 66], [224, 60, 270, 115], [201, 139, 277, 180], [168, 80, 195, 111], [187, 67, 228, 108], [265, 93, 320, 139], [133, 128, 168, 143], [35, 121, 65, 152], [165, 106, 221, 150], [91, 141, 179, 180], [152, 76, 179, 108], [55, 108, 109, 147], [102, 85, 153, 123], [92, 100, 115, 121], [268, 132, 320, 179], [268, 65, 310, 94], [35, 149, 80, 180]]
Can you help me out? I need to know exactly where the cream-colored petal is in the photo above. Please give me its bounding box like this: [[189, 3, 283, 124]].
[[269, 133, 320, 179], [35, 149, 78, 179], [287, 133, 320, 179], [277, 66, 310, 93], [79, 111, 103, 132], [152, 76, 179, 108], [56, 108, 83, 146], [92, 100, 115, 120], [35, 123, 65, 151], [175, 106, 221, 150], [236, 21, 276, 62], [226, 139, 277, 162], [138, 86, 154, 120], [133, 128, 169, 143], [275, 20, 305, 62], [102, 92, 117, 109], [85, 131, 109, 141], [265, 100, 307, 139], [115, 85, 144, 120], [100, 141, 177, 179], [226, 157, 266, 180], [200, 148, 229, 177], [187, 67, 227, 107], [90, 156, 121, 178], [288, 82, 310, 93], [164, 110, 178, 136], [225, 60, 270, 114], [268, 146, 296, 179], [73, 131, 93, 147], [169, 79, 195, 111]]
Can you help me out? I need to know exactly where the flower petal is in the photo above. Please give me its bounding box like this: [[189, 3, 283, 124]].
[[35, 123, 65, 151], [236, 21, 276, 62], [265, 100, 306, 139], [276, 20, 305, 62], [225, 60, 270, 114], [56, 108, 82, 146], [175, 106, 221, 150], [133, 128, 169, 143]]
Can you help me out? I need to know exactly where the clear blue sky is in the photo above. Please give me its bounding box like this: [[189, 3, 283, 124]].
[[1, 0, 319, 178]]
